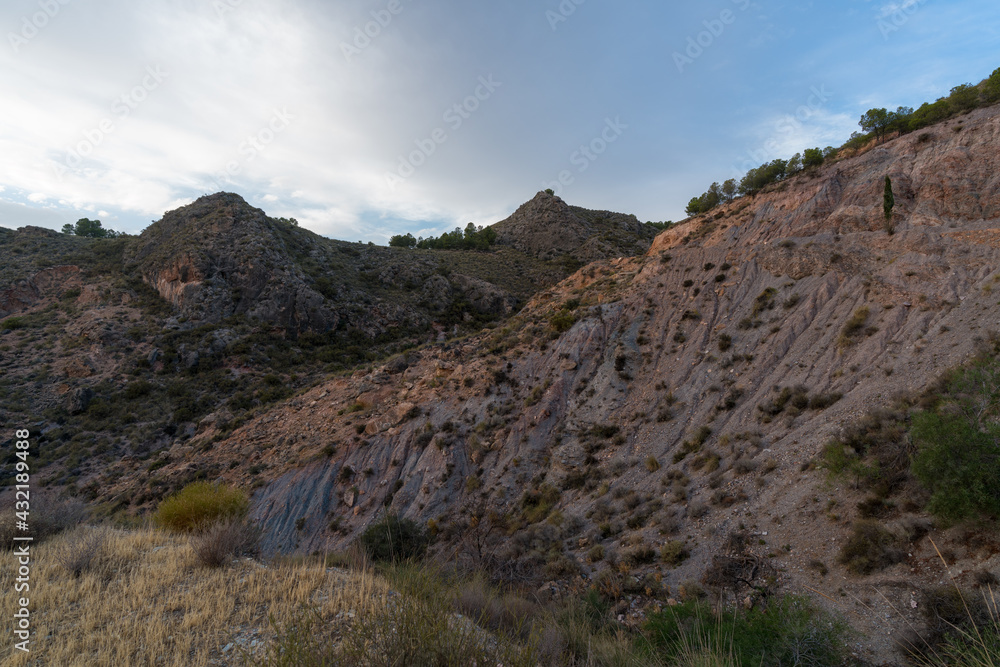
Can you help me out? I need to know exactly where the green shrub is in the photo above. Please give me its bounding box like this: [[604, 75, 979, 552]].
[[549, 310, 577, 333], [838, 306, 873, 348], [660, 540, 689, 567], [645, 595, 848, 667], [911, 411, 1000, 522], [154, 482, 249, 533], [359, 513, 429, 562]]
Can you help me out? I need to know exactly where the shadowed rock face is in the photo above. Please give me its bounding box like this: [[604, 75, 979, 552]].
[[124, 193, 339, 334], [492, 191, 659, 263]]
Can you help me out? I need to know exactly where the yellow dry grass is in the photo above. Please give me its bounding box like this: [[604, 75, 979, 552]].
[[0, 525, 390, 666]]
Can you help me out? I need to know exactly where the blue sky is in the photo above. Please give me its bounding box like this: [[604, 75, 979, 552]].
[[0, 0, 997, 243]]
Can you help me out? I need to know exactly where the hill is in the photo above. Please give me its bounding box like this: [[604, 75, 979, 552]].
[[92, 104, 1000, 664], [4, 104, 1000, 665]]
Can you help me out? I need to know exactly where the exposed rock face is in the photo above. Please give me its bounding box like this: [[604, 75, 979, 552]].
[[0, 265, 81, 318], [124, 193, 339, 334], [492, 191, 658, 262]]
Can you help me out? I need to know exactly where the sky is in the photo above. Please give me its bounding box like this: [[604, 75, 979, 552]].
[[0, 0, 997, 243]]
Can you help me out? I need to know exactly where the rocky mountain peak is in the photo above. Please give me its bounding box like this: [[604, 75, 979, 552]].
[[123, 192, 336, 333], [492, 190, 657, 262]]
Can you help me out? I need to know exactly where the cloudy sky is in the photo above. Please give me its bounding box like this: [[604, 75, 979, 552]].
[[1, 0, 997, 242]]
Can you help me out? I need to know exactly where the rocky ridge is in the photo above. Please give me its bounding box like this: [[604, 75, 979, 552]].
[[98, 105, 1000, 664]]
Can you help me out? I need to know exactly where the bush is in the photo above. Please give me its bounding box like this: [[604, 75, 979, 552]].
[[190, 519, 261, 567], [154, 482, 249, 533], [838, 520, 906, 575], [660, 540, 689, 567], [0, 492, 86, 549], [360, 513, 429, 562], [911, 411, 1000, 522], [53, 525, 107, 577], [645, 595, 849, 667]]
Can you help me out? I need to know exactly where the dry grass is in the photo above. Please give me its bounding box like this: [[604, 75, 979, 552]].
[[0, 524, 390, 666]]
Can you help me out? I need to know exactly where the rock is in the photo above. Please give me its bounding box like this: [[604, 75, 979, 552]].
[[59, 358, 94, 378], [66, 387, 94, 415]]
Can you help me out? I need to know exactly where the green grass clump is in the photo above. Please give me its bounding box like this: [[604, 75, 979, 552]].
[[644, 595, 849, 667], [154, 482, 249, 533]]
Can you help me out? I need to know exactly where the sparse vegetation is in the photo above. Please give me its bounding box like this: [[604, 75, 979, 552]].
[[154, 482, 250, 533]]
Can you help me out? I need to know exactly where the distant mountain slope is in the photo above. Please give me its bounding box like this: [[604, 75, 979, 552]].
[[491, 190, 659, 263], [0, 190, 656, 510]]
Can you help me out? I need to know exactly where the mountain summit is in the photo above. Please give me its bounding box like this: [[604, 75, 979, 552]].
[[492, 190, 659, 262]]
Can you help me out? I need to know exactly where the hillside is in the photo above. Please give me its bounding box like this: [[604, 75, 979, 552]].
[[82, 105, 1000, 664], [3, 105, 1000, 664], [0, 192, 653, 508]]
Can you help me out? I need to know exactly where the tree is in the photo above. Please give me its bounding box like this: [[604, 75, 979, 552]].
[[948, 83, 979, 112], [984, 67, 1000, 103], [786, 153, 802, 175], [61, 223, 75, 235], [909, 99, 951, 130], [822, 146, 838, 160], [887, 107, 913, 136], [859, 108, 892, 143], [721, 179, 737, 202], [72, 218, 111, 238], [883, 175, 895, 235], [803, 147, 824, 168], [389, 233, 416, 248]]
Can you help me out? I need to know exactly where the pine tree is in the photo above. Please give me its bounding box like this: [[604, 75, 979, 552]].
[[883, 176, 895, 235]]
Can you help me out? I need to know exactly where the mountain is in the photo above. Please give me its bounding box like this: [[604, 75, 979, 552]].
[[492, 190, 659, 263], [4, 105, 1000, 664], [0, 191, 655, 500]]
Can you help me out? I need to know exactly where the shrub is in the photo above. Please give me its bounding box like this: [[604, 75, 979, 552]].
[[911, 411, 1000, 522], [838, 520, 906, 575], [360, 513, 429, 562], [660, 540, 689, 567], [190, 519, 261, 567], [717, 333, 732, 352], [645, 456, 661, 473], [645, 595, 849, 667], [0, 492, 86, 548], [623, 545, 656, 566], [550, 310, 577, 333], [53, 526, 107, 577], [838, 306, 873, 348], [154, 482, 249, 533]]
